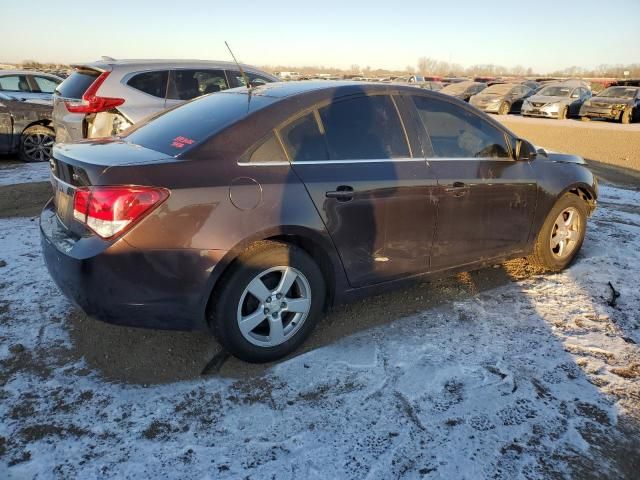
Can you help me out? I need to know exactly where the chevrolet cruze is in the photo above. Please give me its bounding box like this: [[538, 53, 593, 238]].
[[41, 81, 597, 362]]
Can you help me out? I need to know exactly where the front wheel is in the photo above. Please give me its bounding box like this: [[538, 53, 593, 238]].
[[19, 125, 55, 162], [498, 102, 510, 115], [210, 241, 326, 363], [528, 193, 588, 272]]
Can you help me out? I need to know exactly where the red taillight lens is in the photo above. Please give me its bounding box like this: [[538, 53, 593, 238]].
[[64, 72, 125, 114], [72, 186, 169, 239]]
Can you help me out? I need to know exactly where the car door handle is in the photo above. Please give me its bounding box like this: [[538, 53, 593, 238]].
[[326, 186, 354, 201], [444, 182, 470, 197]]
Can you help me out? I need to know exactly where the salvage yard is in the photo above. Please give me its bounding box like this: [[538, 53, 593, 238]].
[[1, 117, 640, 479]]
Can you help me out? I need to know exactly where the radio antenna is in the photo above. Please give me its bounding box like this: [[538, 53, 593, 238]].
[[225, 41, 252, 93]]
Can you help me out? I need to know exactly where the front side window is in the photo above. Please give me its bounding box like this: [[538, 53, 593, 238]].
[[319, 95, 409, 160], [32, 76, 60, 93], [280, 113, 328, 162], [127, 71, 169, 98], [412, 96, 511, 159], [0, 75, 30, 92], [168, 69, 229, 100]]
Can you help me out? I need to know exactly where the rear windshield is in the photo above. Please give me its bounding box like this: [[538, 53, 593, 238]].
[[55, 70, 100, 98], [123, 91, 275, 155]]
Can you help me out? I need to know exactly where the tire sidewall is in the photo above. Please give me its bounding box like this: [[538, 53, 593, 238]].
[[536, 194, 588, 271], [19, 125, 54, 163], [212, 243, 326, 363]]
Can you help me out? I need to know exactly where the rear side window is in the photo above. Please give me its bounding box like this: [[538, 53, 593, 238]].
[[280, 113, 328, 162], [0, 75, 30, 92], [127, 71, 168, 98], [167, 69, 229, 100], [231, 72, 274, 88], [319, 95, 409, 160], [55, 70, 100, 98], [32, 76, 60, 93], [124, 92, 275, 155], [248, 134, 286, 163], [412, 96, 510, 159]]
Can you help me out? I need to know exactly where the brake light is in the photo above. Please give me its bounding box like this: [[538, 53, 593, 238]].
[[72, 186, 169, 239], [64, 72, 125, 113]]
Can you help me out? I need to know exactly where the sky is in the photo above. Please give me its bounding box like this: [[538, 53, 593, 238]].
[[1, 0, 638, 73]]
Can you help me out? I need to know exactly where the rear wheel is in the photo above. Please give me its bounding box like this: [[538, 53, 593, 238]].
[[558, 106, 568, 120], [528, 193, 588, 272], [498, 102, 510, 115], [210, 241, 326, 363], [19, 125, 54, 162]]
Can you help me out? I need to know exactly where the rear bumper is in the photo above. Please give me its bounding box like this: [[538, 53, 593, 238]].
[[40, 201, 225, 332]]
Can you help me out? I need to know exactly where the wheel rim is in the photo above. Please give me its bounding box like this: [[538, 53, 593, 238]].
[[501, 103, 509, 115], [550, 207, 581, 259], [237, 266, 312, 347], [22, 132, 54, 162]]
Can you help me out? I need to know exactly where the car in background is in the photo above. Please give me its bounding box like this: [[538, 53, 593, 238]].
[[420, 81, 443, 91], [0, 92, 55, 162], [41, 81, 597, 362], [0, 70, 62, 101], [522, 80, 591, 120], [579, 86, 639, 124], [440, 81, 487, 102], [52, 59, 278, 143], [469, 83, 533, 115]]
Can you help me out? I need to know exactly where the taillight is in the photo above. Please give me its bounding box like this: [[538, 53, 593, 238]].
[[64, 72, 125, 114], [72, 186, 169, 239]]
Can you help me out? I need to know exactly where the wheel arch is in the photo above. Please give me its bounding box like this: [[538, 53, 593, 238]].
[[21, 119, 53, 135], [559, 182, 597, 214]]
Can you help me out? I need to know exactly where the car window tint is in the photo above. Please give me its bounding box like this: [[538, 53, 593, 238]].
[[319, 95, 409, 160], [168, 69, 229, 100], [0, 75, 30, 92], [280, 113, 328, 162], [232, 72, 273, 88], [33, 76, 60, 93], [55, 70, 100, 98], [249, 133, 287, 163], [412, 95, 510, 159], [127, 71, 168, 98]]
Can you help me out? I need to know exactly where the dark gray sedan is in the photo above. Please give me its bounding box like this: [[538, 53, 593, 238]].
[[0, 92, 55, 162], [469, 83, 533, 115]]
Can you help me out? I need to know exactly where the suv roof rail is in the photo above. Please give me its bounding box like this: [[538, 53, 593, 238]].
[[100, 56, 117, 61]]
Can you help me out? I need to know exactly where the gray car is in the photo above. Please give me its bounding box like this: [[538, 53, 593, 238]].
[[0, 70, 63, 101], [521, 80, 591, 120], [52, 58, 278, 143], [469, 83, 533, 115]]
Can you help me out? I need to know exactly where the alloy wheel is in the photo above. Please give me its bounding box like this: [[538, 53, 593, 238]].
[[22, 132, 54, 162], [550, 207, 581, 259], [237, 266, 312, 347]]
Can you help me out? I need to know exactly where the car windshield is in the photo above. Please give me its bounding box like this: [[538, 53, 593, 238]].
[[537, 86, 571, 97], [123, 91, 275, 156], [597, 87, 638, 99], [441, 82, 472, 94], [482, 84, 513, 95]]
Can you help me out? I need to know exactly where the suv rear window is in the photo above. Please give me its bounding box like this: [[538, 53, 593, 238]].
[[123, 92, 275, 155], [55, 70, 100, 99]]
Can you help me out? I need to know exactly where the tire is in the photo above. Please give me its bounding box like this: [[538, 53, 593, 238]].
[[558, 106, 568, 120], [19, 125, 55, 162], [528, 193, 588, 272], [581, 116, 591, 122], [621, 109, 632, 124], [210, 241, 326, 363], [498, 102, 510, 115]]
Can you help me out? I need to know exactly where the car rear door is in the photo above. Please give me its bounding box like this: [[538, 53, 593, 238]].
[[119, 70, 169, 123], [408, 94, 537, 270], [28, 75, 61, 100], [165, 69, 230, 110], [286, 93, 438, 288]]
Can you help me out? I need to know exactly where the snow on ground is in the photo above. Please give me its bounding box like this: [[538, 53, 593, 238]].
[[1, 186, 640, 479], [0, 162, 50, 187]]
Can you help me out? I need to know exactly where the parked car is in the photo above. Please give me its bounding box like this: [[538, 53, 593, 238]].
[[469, 83, 533, 115], [440, 81, 487, 102], [579, 86, 640, 124], [420, 81, 444, 91], [52, 58, 278, 143], [0, 70, 62, 101], [41, 82, 597, 363], [522, 80, 592, 119], [0, 92, 55, 162]]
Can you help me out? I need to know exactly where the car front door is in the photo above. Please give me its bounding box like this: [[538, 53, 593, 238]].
[[409, 94, 537, 270], [0, 96, 12, 153], [285, 94, 438, 288], [0, 74, 34, 100]]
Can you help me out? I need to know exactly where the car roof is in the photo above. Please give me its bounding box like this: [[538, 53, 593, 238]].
[[0, 69, 62, 79], [71, 59, 270, 74]]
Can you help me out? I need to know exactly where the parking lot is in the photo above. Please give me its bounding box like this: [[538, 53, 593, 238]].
[[1, 116, 640, 478]]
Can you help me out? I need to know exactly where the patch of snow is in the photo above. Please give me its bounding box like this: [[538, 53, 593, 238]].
[[1, 186, 639, 479], [0, 162, 50, 187]]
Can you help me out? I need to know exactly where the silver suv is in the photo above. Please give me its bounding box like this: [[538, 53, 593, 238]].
[[53, 58, 278, 143]]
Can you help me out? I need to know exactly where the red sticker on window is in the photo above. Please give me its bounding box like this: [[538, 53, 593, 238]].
[[171, 136, 195, 148]]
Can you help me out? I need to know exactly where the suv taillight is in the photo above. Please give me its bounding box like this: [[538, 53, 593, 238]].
[[73, 186, 169, 239], [64, 72, 125, 114]]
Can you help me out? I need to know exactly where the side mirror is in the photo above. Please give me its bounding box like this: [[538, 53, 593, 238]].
[[515, 139, 537, 161]]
